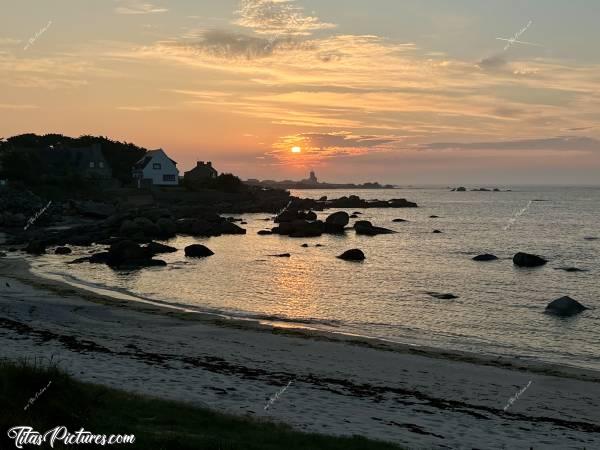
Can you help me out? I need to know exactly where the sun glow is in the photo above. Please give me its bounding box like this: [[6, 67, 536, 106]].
[[291, 146, 302, 153]]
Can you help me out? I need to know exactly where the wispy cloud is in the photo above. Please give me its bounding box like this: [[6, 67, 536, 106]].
[[234, 0, 335, 36], [419, 136, 600, 152], [0, 103, 39, 109], [114, 0, 168, 15]]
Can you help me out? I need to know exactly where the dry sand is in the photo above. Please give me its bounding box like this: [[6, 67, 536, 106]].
[[0, 257, 599, 449]]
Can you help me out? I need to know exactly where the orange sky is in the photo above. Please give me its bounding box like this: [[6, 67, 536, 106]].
[[2, 0, 600, 184]]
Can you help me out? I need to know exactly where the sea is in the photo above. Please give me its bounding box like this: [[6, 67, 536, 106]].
[[29, 186, 600, 371]]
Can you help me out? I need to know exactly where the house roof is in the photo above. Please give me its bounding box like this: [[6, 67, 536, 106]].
[[133, 149, 177, 170]]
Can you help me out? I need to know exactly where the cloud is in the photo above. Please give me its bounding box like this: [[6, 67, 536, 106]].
[[162, 29, 313, 60], [477, 54, 509, 72], [114, 1, 168, 15], [269, 131, 406, 163], [117, 105, 166, 111], [234, 0, 335, 36], [419, 136, 600, 152]]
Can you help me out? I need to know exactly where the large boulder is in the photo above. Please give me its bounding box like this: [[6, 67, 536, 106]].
[[354, 220, 395, 236], [185, 244, 214, 258], [337, 249, 365, 261], [326, 211, 350, 227], [473, 254, 498, 261], [104, 240, 165, 268], [72, 201, 116, 219], [513, 252, 547, 268], [545, 296, 588, 317]]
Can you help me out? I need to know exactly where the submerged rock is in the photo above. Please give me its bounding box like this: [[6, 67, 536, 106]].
[[257, 230, 272, 235], [473, 254, 498, 261], [429, 215, 440, 218], [427, 292, 459, 300], [555, 267, 588, 273], [432, 230, 443, 234], [354, 220, 395, 236], [513, 252, 547, 268], [545, 296, 588, 317], [392, 218, 408, 223], [184, 244, 214, 258], [269, 253, 291, 258], [337, 249, 365, 261]]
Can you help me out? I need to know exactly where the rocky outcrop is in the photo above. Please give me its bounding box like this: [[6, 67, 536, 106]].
[[71, 200, 116, 219], [513, 252, 547, 268], [337, 249, 365, 261], [545, 296, 588, 317], [105, 240, 166, 268], [184, 244, 214, 258]]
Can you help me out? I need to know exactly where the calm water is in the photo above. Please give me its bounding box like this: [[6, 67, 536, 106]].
[[31, 187, 600, 370]]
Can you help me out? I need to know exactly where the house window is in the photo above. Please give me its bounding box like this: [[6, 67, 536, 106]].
[[89, 162, 95, 168], [163, 174, 176, 182], [153, 163, 162, 170], [99, 162, 104, 168]]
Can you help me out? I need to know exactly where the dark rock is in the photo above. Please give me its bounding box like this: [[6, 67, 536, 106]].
[[67, 257, 90, 264], [25, 240, 46, 255], [305, 211, 318, 221], [156, 217, 177, 238], [323, 222, 345, 234], [0, 252, 6, 258], [354, 220, 395, 236], [185, 244, 214, 258], [350, 214, 359, 219], [315, 244, 324, 247], [545, 296, 587, 317], [584, 237, 598, 241], [145, 242, 177, 255], [326, 211, 350, 227], [89, 252, 110, 264], [513, 252, 547, 268], [257, 230, 272, 235], [352, 212, 362, 215], [218, 221, 247, 235], [555, 267, 588, 273], [392, 218, 408, 223], [54, 246, 72, 255], [301, 244, 309, 248], [429, 215, 440, 218], [427, 292, 459, 300], [72, 201, 116, 219], [432, 230, 443, 234], [269, 253, 291, 258], [106, 240, 156, 267], [473, 254, 498, 261], [337, 249, 365, 261]]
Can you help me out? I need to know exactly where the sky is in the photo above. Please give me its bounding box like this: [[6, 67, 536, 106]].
[[1, 0, 600, 184]]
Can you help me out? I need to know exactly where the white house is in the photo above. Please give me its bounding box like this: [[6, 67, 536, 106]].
[[132, 149, 179, 187]]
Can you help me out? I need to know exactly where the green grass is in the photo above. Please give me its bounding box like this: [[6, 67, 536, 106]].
[[0, 359, 403, 449]]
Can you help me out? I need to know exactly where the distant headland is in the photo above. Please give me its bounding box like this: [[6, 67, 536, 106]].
[[246, 171, 396, 190]]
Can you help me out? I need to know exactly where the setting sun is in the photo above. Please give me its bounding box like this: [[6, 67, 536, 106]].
[[291, 146, 302, 153]]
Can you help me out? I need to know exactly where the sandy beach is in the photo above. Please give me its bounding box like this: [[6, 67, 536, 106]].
[[1, 257, 599, 449]]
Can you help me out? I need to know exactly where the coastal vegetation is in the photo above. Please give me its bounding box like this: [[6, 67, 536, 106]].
[[0, 360, 402, 450]]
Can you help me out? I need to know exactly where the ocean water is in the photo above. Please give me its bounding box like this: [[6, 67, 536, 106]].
[[31, 187, 600, 371]]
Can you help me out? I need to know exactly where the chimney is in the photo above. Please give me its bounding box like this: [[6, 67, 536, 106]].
[[207, 161, 212, 167], [197, 161, 204, 167]]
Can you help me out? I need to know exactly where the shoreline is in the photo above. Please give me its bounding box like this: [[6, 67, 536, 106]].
[[2, 256, 600, 448], [3, 256, 600, 383]]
